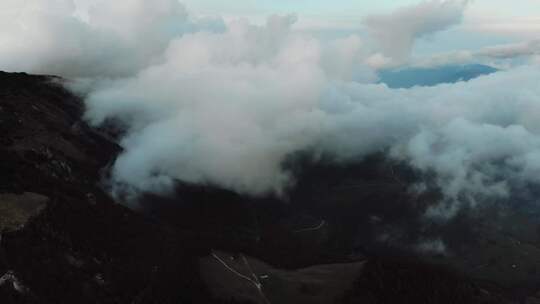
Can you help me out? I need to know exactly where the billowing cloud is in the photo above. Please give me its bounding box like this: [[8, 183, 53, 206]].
[[82, 15, 327, 196], [0, 0, 224, 77], [2, 0, 540, 220], [363, 0, 469, 66]]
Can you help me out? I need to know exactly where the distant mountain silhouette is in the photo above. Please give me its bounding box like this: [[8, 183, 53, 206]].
[[379, 64, 498, 88]]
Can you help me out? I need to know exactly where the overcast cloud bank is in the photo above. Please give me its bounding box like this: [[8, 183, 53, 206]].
[[1, 0, 539, 219]]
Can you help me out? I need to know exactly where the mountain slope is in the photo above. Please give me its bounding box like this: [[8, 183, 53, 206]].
[[0, 71, 222, 303], [0, 71, 524, 303]]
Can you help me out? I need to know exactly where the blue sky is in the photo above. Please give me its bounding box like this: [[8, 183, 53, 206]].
[[177, 0, 539, 58], [181, 0, 539, 18], [180, 0, 421, 15], [181, 0, 540, 46]]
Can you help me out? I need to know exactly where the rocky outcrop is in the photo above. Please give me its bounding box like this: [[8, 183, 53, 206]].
[[0, 193, 48, 232]]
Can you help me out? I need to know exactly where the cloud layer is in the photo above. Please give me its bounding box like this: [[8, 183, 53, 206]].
[[1, 0, 540, 219], [0, 0, 224, 77]]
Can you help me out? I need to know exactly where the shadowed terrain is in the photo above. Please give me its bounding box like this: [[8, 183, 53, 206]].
[[1, 71, 537, 303]]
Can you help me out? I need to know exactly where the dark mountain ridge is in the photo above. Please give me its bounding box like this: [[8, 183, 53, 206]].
[[0, 71, 530, 303], [0, 71, 220, 303]]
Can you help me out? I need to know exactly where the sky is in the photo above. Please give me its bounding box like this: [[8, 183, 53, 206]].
[[74, 0, 539, 54], [4, 0, 538, 28], [179, 0, 538, 17], [179, 0, 540, 28], [1, 0, 538, 47], [178, 0, 540, 50]]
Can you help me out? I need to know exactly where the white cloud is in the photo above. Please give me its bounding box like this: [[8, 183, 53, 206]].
[[363, 0, 469, 65], [477, 39, 540, 59], [2, 0, 540, 220], [0, 0, 224, 78], [411, 39, 540, 68]]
